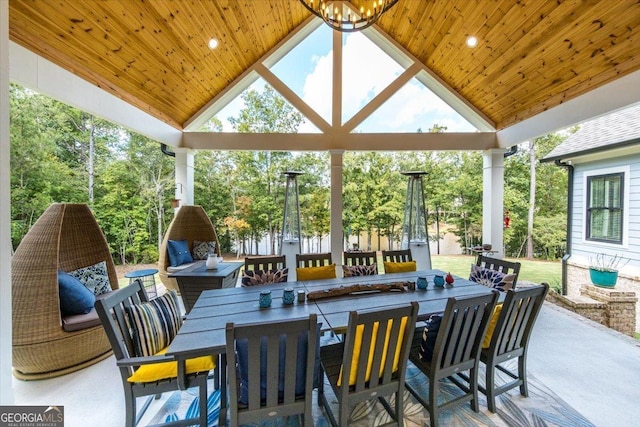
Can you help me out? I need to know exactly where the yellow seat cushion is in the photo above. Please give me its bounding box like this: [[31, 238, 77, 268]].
[[296, 264, 337, 281], [127, 348, 215, 383], [338, 316, 408, 386], [482, 303, 503, 348], [383, 260, 417, 273]]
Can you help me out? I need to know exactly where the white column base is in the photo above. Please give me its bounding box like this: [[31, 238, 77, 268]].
[[410, 241, 432, 270], [281, 240, 300, 281]]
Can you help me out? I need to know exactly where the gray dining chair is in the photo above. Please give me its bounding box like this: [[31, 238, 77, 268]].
[[405, 291, 499, 427], [479, 282, 549, 412], [342, 250, 378, 276], [318, 302, 419, 427], [225, 314, 319, 427], [95, 280, 213, 427], [242, 255, 288, 286]]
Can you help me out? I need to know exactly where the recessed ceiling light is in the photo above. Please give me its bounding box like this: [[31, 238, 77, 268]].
[[466, 36, 478, 48], [208, 38, 219, 50]]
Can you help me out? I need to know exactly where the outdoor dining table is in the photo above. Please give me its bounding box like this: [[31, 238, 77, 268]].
[[166, 269, 495, 360]]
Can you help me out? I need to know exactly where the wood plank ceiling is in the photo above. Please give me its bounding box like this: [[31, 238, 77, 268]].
[[8, 0, 640, 132]]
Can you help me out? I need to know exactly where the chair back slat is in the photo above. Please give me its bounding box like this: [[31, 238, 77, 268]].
[[244, 255, 286, 271], [343, 251, 377, 266], [282, 333, 299, 404], [380, 315, 402, 384], [265, 334, 281, 408], [297, 252, 332, 267], [433, 292, 499, 376], [381, 249, 413, 263]]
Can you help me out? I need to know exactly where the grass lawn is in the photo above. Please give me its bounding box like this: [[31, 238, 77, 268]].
[[431, 254, 562, 287]]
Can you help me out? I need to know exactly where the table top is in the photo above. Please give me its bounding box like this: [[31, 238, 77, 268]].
[[168, 261, 243, 279], [166, 269, 495, 359], [124, 268, 159, 278]]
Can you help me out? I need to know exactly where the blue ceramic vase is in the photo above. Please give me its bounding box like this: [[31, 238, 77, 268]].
[[433, 275, 445, 288], [259, 290, 272, 308]]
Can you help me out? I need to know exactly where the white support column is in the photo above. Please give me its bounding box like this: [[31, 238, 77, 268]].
[[482, 149, 507, 258], [330, 150, 344, 277], [0, 0, 14, 405], [174, 148, 195, 206]]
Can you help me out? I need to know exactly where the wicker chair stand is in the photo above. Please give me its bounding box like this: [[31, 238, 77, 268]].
[[12, 204, 119, 380], [158, 205, 221, 293]]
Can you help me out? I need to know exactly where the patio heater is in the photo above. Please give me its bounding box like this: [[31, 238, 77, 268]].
[[280, 171, 303, 279], [401, 171, 432, 270]]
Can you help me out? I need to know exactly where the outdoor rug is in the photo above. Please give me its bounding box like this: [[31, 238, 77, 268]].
[[148, 357, 595, 427]]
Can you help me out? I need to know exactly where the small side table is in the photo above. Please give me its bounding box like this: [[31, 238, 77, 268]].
[[125, 268, 159, 299]]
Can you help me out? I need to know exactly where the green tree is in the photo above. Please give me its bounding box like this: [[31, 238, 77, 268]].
[[225, 86, 304, 254], [53, 105, 120, 206], [95, 132, 174, 263], [9, 85, 85, 247]]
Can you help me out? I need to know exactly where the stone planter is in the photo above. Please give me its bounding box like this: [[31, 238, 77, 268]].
[[589, 268, 618, 288]]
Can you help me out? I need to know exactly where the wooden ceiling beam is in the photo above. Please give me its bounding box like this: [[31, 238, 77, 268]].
[[183, 131, 497, 152]]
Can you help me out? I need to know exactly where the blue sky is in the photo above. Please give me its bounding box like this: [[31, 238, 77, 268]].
[[215, 24, 476, 133]]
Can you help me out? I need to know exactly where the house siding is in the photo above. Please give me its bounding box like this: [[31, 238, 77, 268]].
[[543, 104, 640, 332], [567, 154, 640, 332], [570, 155, 640, 273]]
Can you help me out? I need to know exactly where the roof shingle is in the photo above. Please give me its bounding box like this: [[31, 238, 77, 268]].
[[543, 103, 640, 161]]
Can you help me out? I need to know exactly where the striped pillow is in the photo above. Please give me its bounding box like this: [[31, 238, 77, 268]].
[[126, 291, 182, 357]]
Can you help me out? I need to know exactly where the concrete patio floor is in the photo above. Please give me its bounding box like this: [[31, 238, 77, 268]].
[[10, 301, 640, 427]]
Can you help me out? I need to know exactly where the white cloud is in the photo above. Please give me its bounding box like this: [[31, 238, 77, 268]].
[[300, 52, 333, 130], [301, 32, 477, 133], [358, 80, 476, 132]]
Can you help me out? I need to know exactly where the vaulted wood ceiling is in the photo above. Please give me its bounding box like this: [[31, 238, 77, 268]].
[[8, 0, 640, 132]]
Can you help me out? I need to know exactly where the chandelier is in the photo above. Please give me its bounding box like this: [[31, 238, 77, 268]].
[[298, 0, 399, 33]]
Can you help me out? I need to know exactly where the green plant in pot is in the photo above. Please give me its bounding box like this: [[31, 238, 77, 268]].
[[589, 253, 628, 288]]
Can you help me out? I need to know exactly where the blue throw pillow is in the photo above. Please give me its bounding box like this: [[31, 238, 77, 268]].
[[167, 239, 193, 267], [236, 323, 321, 405], [418, 314, 442, 363], [58, 270, 96, 316]]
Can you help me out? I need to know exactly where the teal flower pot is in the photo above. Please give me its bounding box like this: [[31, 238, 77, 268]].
[[589, 268, 618, 288]]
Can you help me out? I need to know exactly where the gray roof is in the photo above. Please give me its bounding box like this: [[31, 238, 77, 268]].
[[543, 103, 640, 162]]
